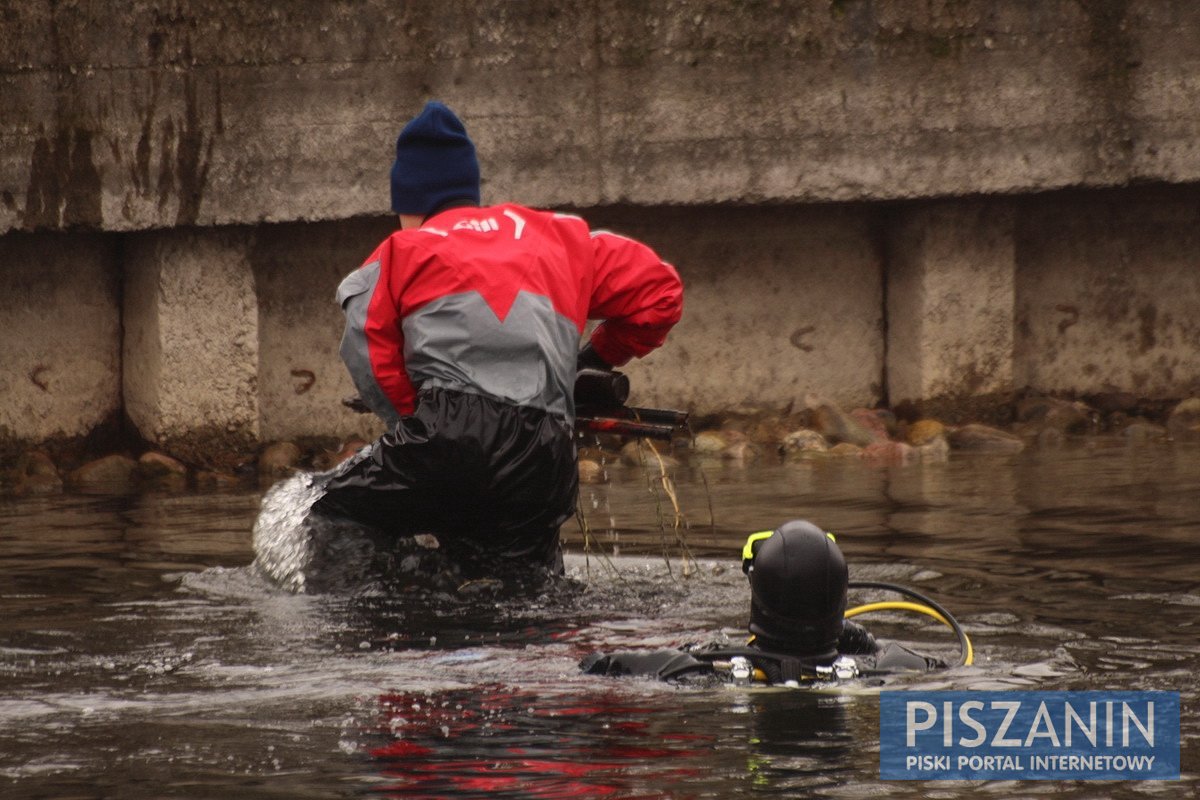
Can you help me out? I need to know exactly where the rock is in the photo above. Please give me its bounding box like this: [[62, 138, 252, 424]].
[[578, 458, 606, 484], [195, 470, 241, 489], [577, 445, 619, 468], [849, 408, 892, 443], [1035, 427, 1064, 448], [337, 440, 370, 463], [22, 451, 60, 479], [721, 440, 760, 462], [748, 416, 791, 447], [1015, 395, 1093, 434], [6, 451, 64, 495], [1166, 397, 1200, 441], [947, 424, 1025, 453], [691, 430, 729, 454], [138, 451, 188, 490], [915, 436, 950, 462], [620, 440, 679, 469], [67, 454, 139, 492], [860, 440, 914, 465], [780, 429, 829, 456], [14, 473, 64, 496], [828, 442, 864, 457], [258, 441, 303, 477], [457, 578, 504, 596], [312, 439, 370, 471], [1121, 421, 1168, 443], [805, 395, 876, 447], [5, 451, 64, 495], [905, 419, 946, 446], [413, 533, 440, 549], [1087, 391, 1138, 415], [1104, 411, 1131, 432]]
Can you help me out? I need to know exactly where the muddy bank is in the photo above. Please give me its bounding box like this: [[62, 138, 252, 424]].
[[3, 393, 1198, 497]]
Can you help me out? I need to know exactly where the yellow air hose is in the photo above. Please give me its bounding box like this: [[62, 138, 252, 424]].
[[844, 599, 974, 666]]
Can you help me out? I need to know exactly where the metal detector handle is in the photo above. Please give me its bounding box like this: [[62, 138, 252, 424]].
[[574, 368, 630, 408]]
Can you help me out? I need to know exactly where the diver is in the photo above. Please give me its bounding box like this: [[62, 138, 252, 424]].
[[581, 520, 972, 685]]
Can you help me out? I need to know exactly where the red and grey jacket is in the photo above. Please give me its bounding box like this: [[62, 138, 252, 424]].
[[336, 203, 683, 425]]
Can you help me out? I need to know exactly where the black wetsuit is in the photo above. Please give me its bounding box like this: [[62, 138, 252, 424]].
[[581, 620, 943, 684]]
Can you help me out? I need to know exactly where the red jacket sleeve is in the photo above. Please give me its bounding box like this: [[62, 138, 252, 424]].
[[585, 230, 683, 367]]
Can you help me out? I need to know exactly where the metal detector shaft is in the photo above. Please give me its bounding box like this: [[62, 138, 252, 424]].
[[576, 415, 681, 440], [599, 406, 689, 427]]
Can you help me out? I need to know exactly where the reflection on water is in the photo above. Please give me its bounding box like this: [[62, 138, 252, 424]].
[[0, 442, 1197, 797]]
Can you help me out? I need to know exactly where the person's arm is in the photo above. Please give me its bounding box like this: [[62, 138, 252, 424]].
[[872, 641, 947, 672], [837, 619, 879, 655], [583, 230, 683, 368], [581, 649, 713, 681], [335, 238, 417, 425]]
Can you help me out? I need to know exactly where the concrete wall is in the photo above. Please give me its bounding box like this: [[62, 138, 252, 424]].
[[3, 1, 1200, 457], [123, 228, 260, 466], [4, 1, 1200, 235], [0, 232, 120, 441], [251, 219, 391, 444], [586, 205, 884, 412], [1015, 188, 1200, 398], [887, 201, 1016, 406], [2, 187, 1199, 456]]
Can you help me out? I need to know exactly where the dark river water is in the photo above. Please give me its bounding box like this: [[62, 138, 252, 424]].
[[1, 440, 1196, 798]]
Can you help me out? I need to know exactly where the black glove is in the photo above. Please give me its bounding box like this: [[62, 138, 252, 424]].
[[838, 619, 878, 655], [580, 650, 713, 681], [342, 395, 371, 414], [577, 342, 611, 372]]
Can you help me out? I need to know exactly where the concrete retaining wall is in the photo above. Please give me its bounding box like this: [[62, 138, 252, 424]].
[[123, 228, 261, 466], [585, 205, 884, 413], [0, 232, 120, 442], [251, 219, 393, 444], [2, 1, 1200, 458], [5, 1, 1200, 235], [3, 187, 1199, 457], [1015, 188, 1200, 398]]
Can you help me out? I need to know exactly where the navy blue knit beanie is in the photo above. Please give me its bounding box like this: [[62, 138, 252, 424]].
[[390, 101, 481, 216]]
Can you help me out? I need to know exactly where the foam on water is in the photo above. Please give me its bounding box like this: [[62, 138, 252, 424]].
[[249, 464, 450, 594], [250, 470, 335, 592]]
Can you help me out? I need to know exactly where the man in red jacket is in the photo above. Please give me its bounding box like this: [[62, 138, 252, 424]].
[[311, 101, 683, 577]]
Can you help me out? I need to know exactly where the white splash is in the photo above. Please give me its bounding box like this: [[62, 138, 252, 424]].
[[250, 470, 379, 593]]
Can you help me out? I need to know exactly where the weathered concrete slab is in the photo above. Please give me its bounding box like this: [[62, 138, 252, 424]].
[[887, 201, 1016, 406], [123, 228, 260, 465], [0, 232, 120, 441], [4, 1, 1200, 458], [1015, 188, 1200, 400], [586, 205, 884, 414], [5, 1, 1200, 234], [251, 219, 390, 444]]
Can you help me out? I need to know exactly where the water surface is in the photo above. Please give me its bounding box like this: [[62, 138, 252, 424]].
[[1, 441, 1196, 797]]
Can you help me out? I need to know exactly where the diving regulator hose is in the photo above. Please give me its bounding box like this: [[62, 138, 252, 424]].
[[845, 581, 974, 667]]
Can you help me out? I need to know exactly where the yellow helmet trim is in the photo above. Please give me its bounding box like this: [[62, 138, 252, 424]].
[[742, 528, 837, 561], [742, 531, 774, 561]]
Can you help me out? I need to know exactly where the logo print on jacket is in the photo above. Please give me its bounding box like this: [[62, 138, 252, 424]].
[[453, 217, 500, 233]]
